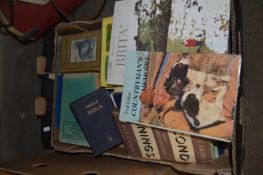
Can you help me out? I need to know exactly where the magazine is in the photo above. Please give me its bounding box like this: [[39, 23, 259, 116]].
[[119, 51, 241, 142], [107, 0, 231, 85]]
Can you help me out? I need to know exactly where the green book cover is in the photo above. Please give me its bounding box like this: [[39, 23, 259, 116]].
[[59, 72, 99, 146]]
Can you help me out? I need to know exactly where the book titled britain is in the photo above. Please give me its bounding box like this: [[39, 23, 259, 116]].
[[107, 0, 231, 85], [70, 88, 122, 156], [119, 51, 241, 142], [114, 112, 214, 164]]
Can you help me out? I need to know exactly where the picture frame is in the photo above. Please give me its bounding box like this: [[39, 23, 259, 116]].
[[60, 30, 102, 72]]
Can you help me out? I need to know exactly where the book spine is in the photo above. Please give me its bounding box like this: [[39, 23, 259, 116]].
[[131, 124, 161, 160], [167, 131, 197, 163], [151, 128, 175, 161], [101, 17, 113, 87], [55, 74, 63, 129], [114, 117, 142, 157], [191, 137, 214, 164], [115, 117, 213, 164]]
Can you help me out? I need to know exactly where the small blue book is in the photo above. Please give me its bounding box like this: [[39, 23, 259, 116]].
[[70, 88, 122, 156], [55, 74, 63, 129]]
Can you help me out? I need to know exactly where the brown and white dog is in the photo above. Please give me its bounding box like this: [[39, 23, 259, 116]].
[[181, 68, 231, 130]]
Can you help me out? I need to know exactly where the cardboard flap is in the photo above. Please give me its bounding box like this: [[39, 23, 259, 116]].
[[36, 56, 47, 75], [35, 97, 47, 116], [0, 153, 175, 175]]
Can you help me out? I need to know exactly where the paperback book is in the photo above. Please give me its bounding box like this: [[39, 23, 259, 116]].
[[119, 51, 241, 142], [114, 112, 214, 164], [59, 73, 99, 146], [107, 0, 231, 85]]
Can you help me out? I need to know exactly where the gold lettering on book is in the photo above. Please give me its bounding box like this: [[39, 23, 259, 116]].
[[85, 100, 103, 116]]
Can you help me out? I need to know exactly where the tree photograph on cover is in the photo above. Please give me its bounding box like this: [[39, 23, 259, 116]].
[[108, 0, 230, 85], [138, 52, 240, 141], [134, 0, 172, 51], [167, 0, 230, 53], [134, 0, 230, 53]]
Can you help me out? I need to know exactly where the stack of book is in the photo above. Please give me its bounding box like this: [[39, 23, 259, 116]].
[[55, 0, 241, 166]]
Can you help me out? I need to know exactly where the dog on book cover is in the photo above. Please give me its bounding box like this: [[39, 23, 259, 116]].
[[139, 53, 240, 141]]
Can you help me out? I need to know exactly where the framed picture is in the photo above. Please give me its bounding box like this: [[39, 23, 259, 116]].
[[60, 30, 102, 72]]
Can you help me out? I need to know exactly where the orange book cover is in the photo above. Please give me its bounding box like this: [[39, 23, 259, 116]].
[[120, 51, 241, 142]]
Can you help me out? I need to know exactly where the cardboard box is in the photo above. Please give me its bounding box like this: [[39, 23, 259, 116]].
[[48, 20, 235, 175], [0, 152, 176, 175], [7, 0, 240, 173]]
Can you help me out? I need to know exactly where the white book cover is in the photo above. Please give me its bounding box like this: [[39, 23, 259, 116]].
[[107, 0, 231, 85]]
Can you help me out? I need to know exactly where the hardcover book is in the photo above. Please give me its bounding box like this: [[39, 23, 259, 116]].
[[55, 74, 63, 129], [70, 88, 123, 156], [114, 112, 214, 164], [59, 73, 99, 146], [119, 51, 241, 142], [100, 17, 114, 87], [107, 0, 231, 85]]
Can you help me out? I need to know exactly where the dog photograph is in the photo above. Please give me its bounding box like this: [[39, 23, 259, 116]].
[[139, 52, 241, 141]]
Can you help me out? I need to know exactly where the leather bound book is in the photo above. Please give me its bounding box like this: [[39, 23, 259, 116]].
[[70, 88, 122, 156]]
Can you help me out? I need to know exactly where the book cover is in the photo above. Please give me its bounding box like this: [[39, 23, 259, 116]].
[[114, 113, 214, 164], [100, 17, 114, 87], [59, 73, 99, 146], [55, 74, 63, 129], [110, 91, 122, 109], [70, 88, 123, 156], [107, 0, 230, 85], [119, 51, 241, 142]]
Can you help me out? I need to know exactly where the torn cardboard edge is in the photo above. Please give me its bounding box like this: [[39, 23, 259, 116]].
[[36, 56, 55, 79], [35, 97, 47, 116], [0, 153, 177, 175], [36, 56, 47, 75]]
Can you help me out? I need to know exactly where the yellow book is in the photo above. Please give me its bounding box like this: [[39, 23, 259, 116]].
[[100, 17, 113, 87]]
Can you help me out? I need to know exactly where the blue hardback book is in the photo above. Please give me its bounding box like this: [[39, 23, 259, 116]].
[[55, 74, 63, 129], [70, 88, 122, 156]]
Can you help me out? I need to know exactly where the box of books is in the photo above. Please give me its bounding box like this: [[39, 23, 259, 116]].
[[48, 0, 242, 173]]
